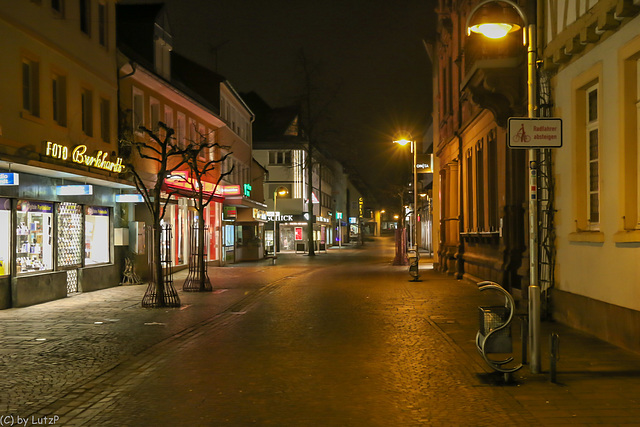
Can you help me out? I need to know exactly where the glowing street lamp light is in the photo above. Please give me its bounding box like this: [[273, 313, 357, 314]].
[[466, 0, 541, 374]]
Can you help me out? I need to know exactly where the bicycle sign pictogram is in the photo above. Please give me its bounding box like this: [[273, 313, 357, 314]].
[[508, 118, 562, 148]]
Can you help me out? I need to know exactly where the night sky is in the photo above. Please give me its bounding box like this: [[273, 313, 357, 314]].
[[122, 0, 438, 203]]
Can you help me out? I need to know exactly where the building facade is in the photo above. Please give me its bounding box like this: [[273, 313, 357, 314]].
[[542, 0, 640, 351], [0, 0, 129, 308], [434, 0, 528, 295]]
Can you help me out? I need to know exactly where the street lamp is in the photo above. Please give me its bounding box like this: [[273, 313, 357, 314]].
[[394, 136, 420, 280], [273, 186, 289, 262], [466, 0, 541, 373]]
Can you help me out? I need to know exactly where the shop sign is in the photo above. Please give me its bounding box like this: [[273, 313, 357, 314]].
[[86, 206, 109, 216], [359, 197, 363, 217], [223, 206, 237, 219], [266, 211, 293, 221], [17, 200, 53, 213], [416, 154, 433, 173], [165, 171, 220, 195], [252, 208, 267, 220], [56, 185, 93, 196], [316, 216, 330, 223], [44, 141, 125, 173], [349, 217, 357, 224], [336, 212, 343, 219], [115, 194, 144, 203], [295, 227, 303, 241], [221, 185, 241, 196], [0, 173, 19, 185], [243, 184, 252, 197]]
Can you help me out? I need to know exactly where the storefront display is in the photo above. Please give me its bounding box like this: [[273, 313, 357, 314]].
[[0, 198, 10, 275], [16, 200, 53, 274], [85, 206, 110, 265]]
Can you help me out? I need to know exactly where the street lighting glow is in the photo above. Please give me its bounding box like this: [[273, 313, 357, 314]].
[[469, 23, 513, 39], [393, 138, 412, 146]]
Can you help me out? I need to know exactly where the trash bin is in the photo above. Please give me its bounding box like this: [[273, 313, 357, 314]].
[[478, 305, 512, 353], [407, 250, 419, 280]]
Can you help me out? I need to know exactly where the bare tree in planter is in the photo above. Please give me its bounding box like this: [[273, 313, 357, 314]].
[[123, 121, 205, 307], [181, 129, 233, 292]]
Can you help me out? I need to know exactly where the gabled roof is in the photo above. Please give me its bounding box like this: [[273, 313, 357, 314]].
[[116, 4, 166, 69], [171, 52, 225, 115], [242, 92, 303, 148]]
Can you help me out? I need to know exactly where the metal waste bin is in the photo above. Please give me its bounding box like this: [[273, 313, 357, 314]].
[[407, 250, 420, 281], [478, 306, 512, 353]]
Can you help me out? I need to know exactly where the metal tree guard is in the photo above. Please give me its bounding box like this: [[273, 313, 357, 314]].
[[183, 224, 212, 292], [142, 224, 180, 307]]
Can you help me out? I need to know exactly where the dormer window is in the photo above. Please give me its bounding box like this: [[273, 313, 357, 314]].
[[154, 23, 172, 80]]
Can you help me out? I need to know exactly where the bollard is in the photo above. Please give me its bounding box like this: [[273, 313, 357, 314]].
[[520, 315, 528, 365], [550, 333, 560, 383]]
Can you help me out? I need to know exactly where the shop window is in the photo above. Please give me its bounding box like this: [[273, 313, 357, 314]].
[[0, 199, 10, 275], [57, 202, 83, 268], [85, 206, 110, 265], [16, 201, 53, 274], [22, 57, 40, 117]]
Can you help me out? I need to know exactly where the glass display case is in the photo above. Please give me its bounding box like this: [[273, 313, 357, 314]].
[[0, 198, 10, 275], [85, 206, 110, 265], [16, 200, 53, 274]]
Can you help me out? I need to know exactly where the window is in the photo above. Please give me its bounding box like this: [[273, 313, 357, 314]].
[[154, 37, 171, 80], [85, 206, 110, 265], [0, 198, 10, 276], [163, 105, 173, 141], [132, 88, 143, 132], [52, 73, 66, 126], [51, 0, 63, 16], [188, 118, 197, 146], [80, 0, 90, 35], [16, 200, 53, 274], [269, 151, 292, 165], [198, 123, 206, 160], [475, 140, 484, 231], [98, 1, 107, 47], [100, 97, 110, 142], [466, 148, 473, 231], [208, 128, 216, 161], [177, 113, 186, 148], [22, 58, 40, 117], [149, 97, 160, 132], [586, 85, 599, 226], [487, 129, 499, 231], [81, 88, 93, 136]]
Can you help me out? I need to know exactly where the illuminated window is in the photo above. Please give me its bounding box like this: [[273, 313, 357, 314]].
[[22, 58, 40, 117], [81, 88, 93, 136], [52, 73, 67, 126]]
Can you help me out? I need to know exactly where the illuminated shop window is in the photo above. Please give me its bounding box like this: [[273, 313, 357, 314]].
[[16, 200, 53, 274], [0, 198, 10, 275], [85, 206, 110, 265]]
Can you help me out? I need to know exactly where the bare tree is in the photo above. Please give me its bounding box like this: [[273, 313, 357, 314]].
[[181, 129, 233, 291], [122, 122, 205, 307]]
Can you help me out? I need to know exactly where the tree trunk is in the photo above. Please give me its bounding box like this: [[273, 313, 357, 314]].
[[197, 211, 207, 291], [153, 221, 165, 306]]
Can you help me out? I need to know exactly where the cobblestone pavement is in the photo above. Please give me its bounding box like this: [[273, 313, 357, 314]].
[[2, 238, 640, 426]]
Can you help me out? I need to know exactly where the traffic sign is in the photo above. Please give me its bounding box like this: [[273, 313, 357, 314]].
[[508, 118, 562, 148]]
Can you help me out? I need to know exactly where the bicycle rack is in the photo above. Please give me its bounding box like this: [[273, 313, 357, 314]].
[[475, 281, 522, 374]]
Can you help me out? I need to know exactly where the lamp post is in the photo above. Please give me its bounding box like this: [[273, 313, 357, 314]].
[[394, 137, 419, 279], [273, 186, 289, 262], [466, 0, 541, 373]]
